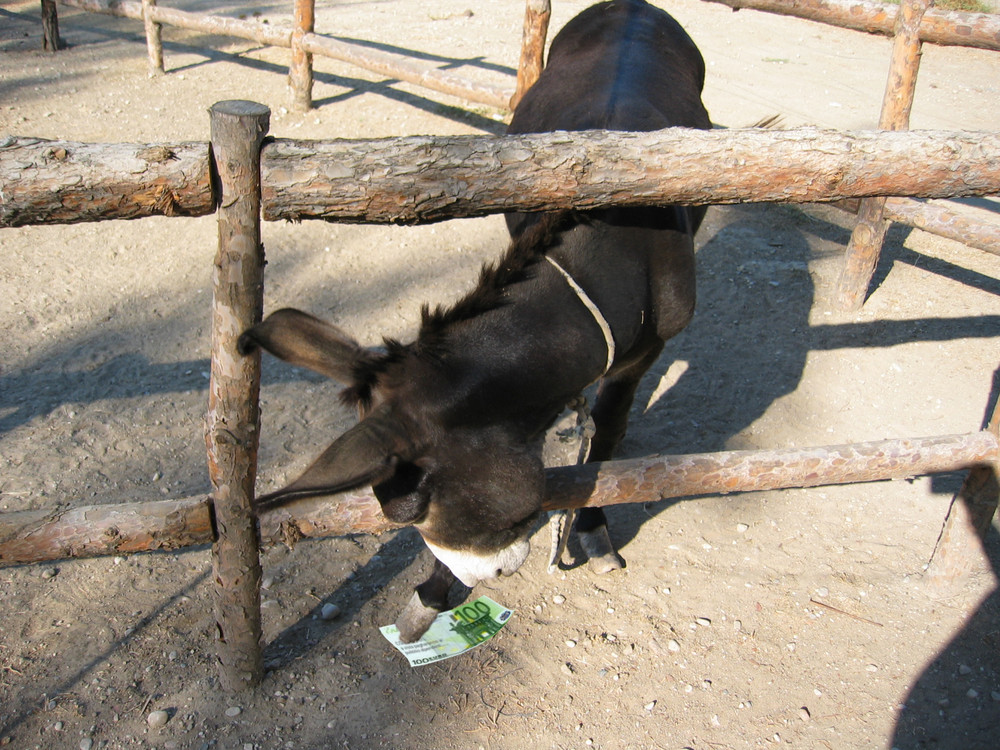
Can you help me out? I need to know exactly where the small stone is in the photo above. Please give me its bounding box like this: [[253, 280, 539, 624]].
[[320, 603, 341, 621], [959, 664, 973, 675], [867, 664, 879, 672], [644, 700, 656, 711], [695, 617, 711, 627], [733, 620, 742, 631], [736, 523, 749, 533], [816, 587, 829, 598], [552, 594, 565, 605], [80, 739, 93, 750], [991, 691, 1000, 702], [41, 567, 58, 580], [967, 689, 979, 699], [565, 639, 577, 648], [667, 639, 680, 652], [561, 663, 574, 676], [799, 706, 811, 722], [52, 721, 64, 731], [261, 576, 275, 590], [225, 706, 242, 718], [147, 709, 169, 729], [711, 714, 721, 727]]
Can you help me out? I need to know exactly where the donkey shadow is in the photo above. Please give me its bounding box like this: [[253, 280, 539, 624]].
[[892, 513, 1000, 749], [585, 201, 819, 556]]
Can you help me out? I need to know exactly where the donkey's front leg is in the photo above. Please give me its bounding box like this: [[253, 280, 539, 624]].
[[396, 557, 460, 643], [581, 348, 665, 572]]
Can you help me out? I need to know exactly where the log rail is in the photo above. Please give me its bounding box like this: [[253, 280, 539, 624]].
[[4, 127, 1000, 227], [2, 430, 996, 566], [56, 0, 515, 109], [702, 0, 1000, 52]]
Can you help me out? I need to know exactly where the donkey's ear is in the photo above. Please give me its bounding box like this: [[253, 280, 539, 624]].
[[238, 308, 375, 384], [255, 405, 417, 510]]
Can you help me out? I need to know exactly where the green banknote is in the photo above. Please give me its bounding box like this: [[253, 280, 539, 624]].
[[380, 596, 514, 666]]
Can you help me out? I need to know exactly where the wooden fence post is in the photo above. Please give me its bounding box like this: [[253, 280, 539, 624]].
[[142, 0, 164, 75], [289, 0, 315, 112], [836, 0, 931, 311], [41, 0, 64, 51], [511, 0, 551, 110], [206, 100, 270, 692]]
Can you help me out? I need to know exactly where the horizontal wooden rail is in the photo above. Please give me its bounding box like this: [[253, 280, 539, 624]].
[[0, 136, 213, 226], [835, 196, 1000, 256], [299, 34, 512, 110], [58, 0, 513, 109], [882, 197, 1000, 256], [2, 430, 995, 566], [261, 127, 1000, 223], [5, 128, 999, 229], [702, 0, 1000, 52]]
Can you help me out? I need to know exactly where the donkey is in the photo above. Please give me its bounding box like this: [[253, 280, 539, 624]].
[[239, 0, 711, 642]]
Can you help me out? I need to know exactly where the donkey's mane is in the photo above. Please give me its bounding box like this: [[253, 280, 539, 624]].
[[340, 211, 577, 408], [419, 211, 578, 340]]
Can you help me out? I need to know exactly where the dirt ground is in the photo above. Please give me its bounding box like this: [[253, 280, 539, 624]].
[[2, 1, 1000, 748]]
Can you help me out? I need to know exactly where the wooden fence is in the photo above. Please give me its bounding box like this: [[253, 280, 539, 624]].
[[3, 111, 1000, 688], [45, 0, 531, 110], [4, 0, 999, 690], [35, 0, 1000, 304]]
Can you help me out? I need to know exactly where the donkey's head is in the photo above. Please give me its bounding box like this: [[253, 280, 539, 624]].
[[240, 308, 545, 587]]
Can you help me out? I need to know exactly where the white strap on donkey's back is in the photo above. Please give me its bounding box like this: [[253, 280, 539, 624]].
[[545, 255, 616, 375]]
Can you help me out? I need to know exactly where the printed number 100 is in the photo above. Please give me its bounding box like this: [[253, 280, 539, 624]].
[[452, 600, 491, 624]]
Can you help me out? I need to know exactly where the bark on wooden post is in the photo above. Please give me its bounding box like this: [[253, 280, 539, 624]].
[[41, 0, 64, 51], [142, 0, 164, 76], [206, 100, 270, 692], [289, 0, 315, 112], [511, 0, 551, 110], [836, 0, 931, 311]]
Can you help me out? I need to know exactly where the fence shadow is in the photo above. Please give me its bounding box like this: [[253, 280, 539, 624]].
[[0, 563, 212, 743]]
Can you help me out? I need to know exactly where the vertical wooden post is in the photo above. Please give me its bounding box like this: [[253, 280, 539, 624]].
[[925, 370, 1000, 589], [206, 100, 270, 692], [836, 0, 932, 310], [511, 0, 551, 110], [289, 0, 315, 112], [142, 0, 164, 76], [41, 0, 64, 51]]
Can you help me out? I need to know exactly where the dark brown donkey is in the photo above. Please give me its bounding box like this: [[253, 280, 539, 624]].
[[239, 0, 711, 642]]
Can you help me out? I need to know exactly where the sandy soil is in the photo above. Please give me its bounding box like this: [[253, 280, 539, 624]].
[[2, 1, 1000, 748]]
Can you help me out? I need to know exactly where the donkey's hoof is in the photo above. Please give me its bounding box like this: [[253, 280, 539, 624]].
[[395, 592, 440, 643], [578, 527, 624, 574], [587, 552, 624, 574]]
